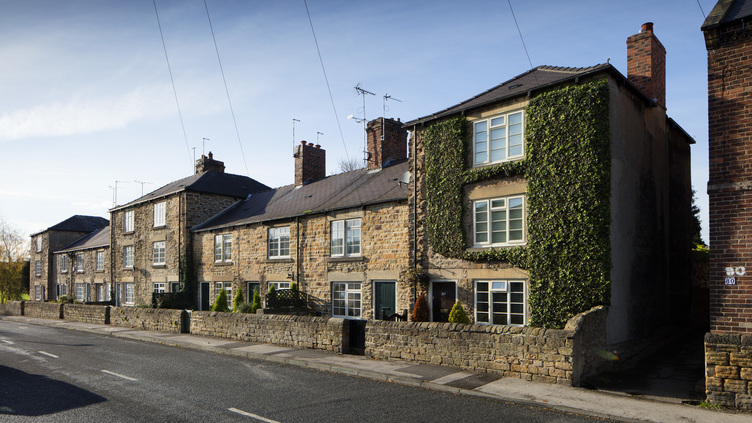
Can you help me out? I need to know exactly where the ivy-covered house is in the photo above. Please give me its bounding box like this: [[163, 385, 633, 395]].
[[404, 23, 694, 355]]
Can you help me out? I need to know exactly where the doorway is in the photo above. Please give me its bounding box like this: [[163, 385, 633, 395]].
[[374, 281, 396, 320], [430, 281, 456, 322], [200, 282, 210, 311]]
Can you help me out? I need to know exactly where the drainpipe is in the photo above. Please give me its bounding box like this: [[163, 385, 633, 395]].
[[296, 216, 301, 291], [412, 124, 419, 309]]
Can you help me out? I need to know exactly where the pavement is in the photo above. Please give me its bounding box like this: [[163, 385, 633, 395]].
[[2, 315, 750, 423]]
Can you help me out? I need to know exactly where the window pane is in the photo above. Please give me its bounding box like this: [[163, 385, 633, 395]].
[[509, 112, 522, 125], [477, 312, 489, 323], [491, 281, 506, 290], [490, 117, 505, 127]]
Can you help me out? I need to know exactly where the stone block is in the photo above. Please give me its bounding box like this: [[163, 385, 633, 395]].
[[706, 377, 724, 391], [725, 379, 748, 394], [730, 353, 752, 368], [715, 365, 740, 379], [706, 392, 735, 408], [706, 351, 730, 365]]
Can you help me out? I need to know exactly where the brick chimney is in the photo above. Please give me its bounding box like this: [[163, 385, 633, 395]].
[[626, 22, 666, 108], [295, 141, 326, 186], [195, 151, 225, 174], [366, 117, 407, 170]]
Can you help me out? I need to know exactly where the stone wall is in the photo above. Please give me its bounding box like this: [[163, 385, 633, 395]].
[[64, 304, 109, 324], [190, 311, 346, 353], [24, 302, 63, 319], [705, 333, 752, 410], [110, 307, 185, 333], [0, 301, 23, 316]]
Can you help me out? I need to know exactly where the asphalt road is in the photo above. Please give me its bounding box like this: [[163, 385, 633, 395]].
[[0, 320, 616, 422]]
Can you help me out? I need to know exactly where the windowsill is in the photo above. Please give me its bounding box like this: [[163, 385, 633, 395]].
[[213, 261, 234, 266], [472, 157, 525, 169], [123, 267, 134, 271], [468, 244, 526, 251], [265, 257, 292, 263], [95, 269, 105, 273], [123, 231, 134, 235], [152, 264, 166, 269], [326, 256, 364, 263], [153, 225, 167, 230]]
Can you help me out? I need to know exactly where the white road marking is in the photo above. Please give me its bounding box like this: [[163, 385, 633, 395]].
[[101, 370, 138, 381], [38, 351, 58, 358], [228, 407, 281, 422], [1, 340, 13, 345]]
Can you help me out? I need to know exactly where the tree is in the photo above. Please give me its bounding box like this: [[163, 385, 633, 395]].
[[448, 301, 470, 324], [251, 288, 262, 314], [691, 188, 706, 249], [412, 294, 430, 322], [0, 217, 27, 303], [211, 288, 229, 312], [232, 287, 244, 312], [337, 157, 364, 173]]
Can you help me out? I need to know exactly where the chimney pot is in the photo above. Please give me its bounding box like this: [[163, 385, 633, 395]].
[[315, 144, 321, 149], [307, 142, 314, 147], [641, 22, 653, 33], [301, 140, 307, 145]]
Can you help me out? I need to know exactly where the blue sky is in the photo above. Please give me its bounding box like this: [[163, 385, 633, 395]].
[[0, 0, 713, 242]]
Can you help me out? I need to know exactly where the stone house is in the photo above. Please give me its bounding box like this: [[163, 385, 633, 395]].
[[404, 23, 694, 357], [702, 0, 752, 409], [29, 215, 109, 301], [192, 118, 411, 318], [54, 226, 111, 302], [109, 153, 270, 306]]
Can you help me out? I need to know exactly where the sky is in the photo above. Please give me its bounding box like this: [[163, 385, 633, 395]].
[[0, 0, 714, 243]]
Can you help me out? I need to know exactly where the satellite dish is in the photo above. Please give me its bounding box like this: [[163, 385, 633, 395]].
[[399, 171, 411, 186]]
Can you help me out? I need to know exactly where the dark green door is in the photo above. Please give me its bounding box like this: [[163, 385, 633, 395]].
[[374, 281, 396, 320], [431, 281, 456, 322], [201, 282, 210, 311]]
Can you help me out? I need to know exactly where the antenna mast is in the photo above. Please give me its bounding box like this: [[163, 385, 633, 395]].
[[354, 84, 375, 165], [292, 118, 300, 155], [382, 93, 402, 141]]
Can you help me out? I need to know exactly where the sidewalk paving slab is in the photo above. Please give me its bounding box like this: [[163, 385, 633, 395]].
[[3, 315, 751, 423]]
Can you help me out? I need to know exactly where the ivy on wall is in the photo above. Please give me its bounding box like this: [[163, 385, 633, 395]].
[[423, 79, 611, 328]]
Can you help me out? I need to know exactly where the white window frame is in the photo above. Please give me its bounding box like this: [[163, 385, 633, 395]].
[[75, 283, 85, 302], [153, 283, 166, 293], [96, 251, 104, 271], [331, 219, 361, 257], [268, 281, 290, 290], [473, 110, 524, 166], [123, 245, 134, 268], [214, 282, 232, 306], [473, 195, 526, 246], [96, 283, 105, 301], [76, 253, 84, 273], [124, 282, 135, 305], [214, 234, 232, 263], [124, 210, 134, 232], [474, 280, 526, 326], [331, 282, 362, 319], [153, 202, 166, 227], [268, 227, 290, 258], [35, 260, 41, 277], [153, 241, 166, 265], [57, 283, 67, 298], [106, 283, 111, 301], [35, 285, 41, 301], [60, 255, 67, 273], [36, 237, 42, 252]]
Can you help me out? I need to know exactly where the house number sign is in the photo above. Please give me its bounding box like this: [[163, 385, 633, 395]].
[[725, 266, 746, 285]]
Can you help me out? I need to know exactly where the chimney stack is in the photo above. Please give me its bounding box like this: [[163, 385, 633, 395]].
[[195, 151, 225, 174], [295, 141, 326, 186], [366, 117, 407, 170], [626, 22, 666, 108]]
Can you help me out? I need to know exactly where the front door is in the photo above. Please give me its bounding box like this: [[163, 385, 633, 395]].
[[374, 281, 396, 320], [115, 283, 121, 306], [200, 282, 210, 311], [431, 281, 456, 322]]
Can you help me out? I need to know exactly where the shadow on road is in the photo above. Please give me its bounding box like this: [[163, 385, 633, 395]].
[[0, 365, 106, 416]]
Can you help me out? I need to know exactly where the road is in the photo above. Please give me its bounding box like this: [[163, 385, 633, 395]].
[[0, 319, 615, 422]]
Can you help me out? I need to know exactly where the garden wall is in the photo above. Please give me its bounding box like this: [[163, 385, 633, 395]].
[[705, 333, 752, 410], [190, 311, 347, 353], [0, 301, 23, 316], [24, 302, 63, 319], [64, 304, 109, 325], [110, 307, 186, 334]]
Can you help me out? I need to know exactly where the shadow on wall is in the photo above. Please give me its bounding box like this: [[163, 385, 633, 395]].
[[0, 365, 106, 416]]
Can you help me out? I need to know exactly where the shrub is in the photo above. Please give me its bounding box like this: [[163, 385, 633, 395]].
[[237, 302, 254, 314], [212, 288, 229, 312], [291, 282, 299, 292], [251, 289, 262, 314], [232, 287, 244, 313], [412, 294, 430, 322], [448, 301, 470, 324], [57, 295, 74, 304]]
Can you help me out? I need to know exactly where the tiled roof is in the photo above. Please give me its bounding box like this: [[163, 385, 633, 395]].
[[702, 0, 752, 30], [404, 64, 612, 126], [32, 215, 109, 236], [112, 170, 271, 211], [56, 226, 110, 253], [193, 161, 410, 232]]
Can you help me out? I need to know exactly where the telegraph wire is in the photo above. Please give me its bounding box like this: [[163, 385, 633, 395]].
[[152, 0, 193, 172], [203, 0, 251, 177], [303, 0, 350, 160], [697, 0, 707, 19], [507, 0, 540, 86]]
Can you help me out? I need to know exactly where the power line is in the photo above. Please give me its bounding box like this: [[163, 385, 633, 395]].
[[303, 0, 350, 160], [697, 0, 707, 19], [152, 0, 193, 172], [203, 0, 250, 177], [507, 0, 539, 85]]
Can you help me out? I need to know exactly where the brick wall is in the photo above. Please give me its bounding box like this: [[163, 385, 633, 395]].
[[705, 333, 752, 410], [24, 302, 63, 319], [626, 22, 666, 108], [190, 311, 347, 353], [367, 118, 407, 170], [64, 304, 109, 324], [295, 142, 326, 186], [0, 301, 23, 316], [110, 306, 185, 333]]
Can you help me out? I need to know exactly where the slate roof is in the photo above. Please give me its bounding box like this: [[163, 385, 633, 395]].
[[193, 161, 410, 232], [111, 170, 271, 211], [703, 0, 752, 30], [404, 64, 613, 126], [56, 226, 110, 253], [32, 215, 109, 237]]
